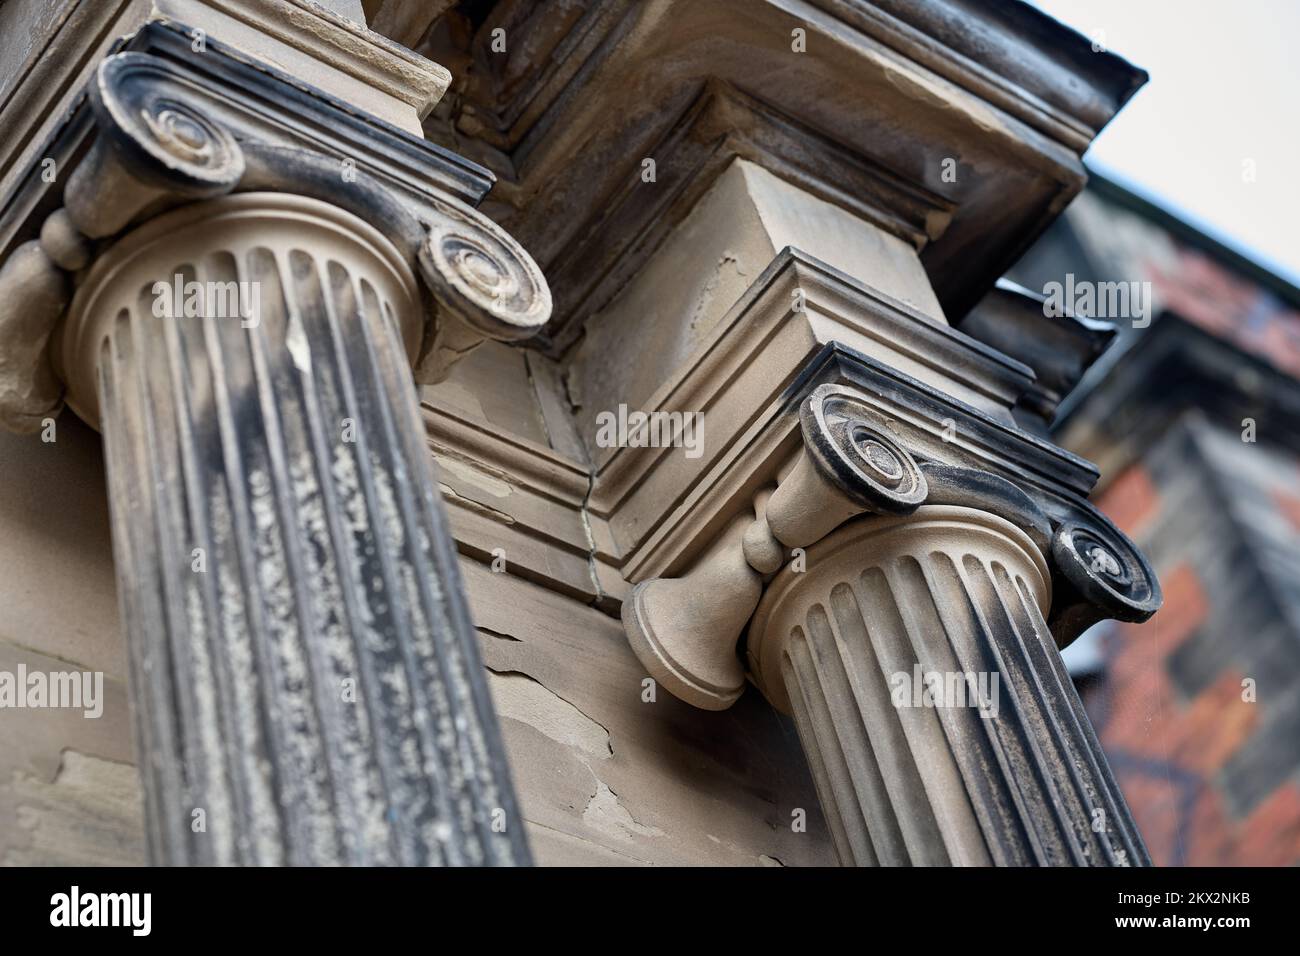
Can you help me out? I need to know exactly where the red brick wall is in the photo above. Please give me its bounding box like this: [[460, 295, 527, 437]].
[[1082, 466, 1300, 865]]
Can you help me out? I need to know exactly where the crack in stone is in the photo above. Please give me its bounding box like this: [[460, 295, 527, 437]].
[[485, 666, 612, 759]]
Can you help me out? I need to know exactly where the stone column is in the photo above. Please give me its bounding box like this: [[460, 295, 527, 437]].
[[65, 193, 513, 864], [0, 51, 551, 865], [748, 506, 1147, 866], [623, 383, 1159, 866]]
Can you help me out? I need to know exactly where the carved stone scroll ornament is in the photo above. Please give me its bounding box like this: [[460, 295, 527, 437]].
[[1047, 502, 1162, 648], [622, 385, 928, 710], [0, 50, 555, 866], [0, 51, 552, 435]]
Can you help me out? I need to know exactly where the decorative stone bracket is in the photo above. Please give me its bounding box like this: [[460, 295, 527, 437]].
[[622, 382, 1161, 865], [0, 44, 552, 866]]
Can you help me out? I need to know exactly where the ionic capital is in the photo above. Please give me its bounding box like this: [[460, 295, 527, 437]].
[[621, 383, 1161, 712], [620, 381, 1158, 865], [0, 50, 551, 435]]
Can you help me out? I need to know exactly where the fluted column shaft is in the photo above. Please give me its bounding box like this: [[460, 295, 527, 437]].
[[58, 192, 528, 865], [748, 505, 1149, 867]]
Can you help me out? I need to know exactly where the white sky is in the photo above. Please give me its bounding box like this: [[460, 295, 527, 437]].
[[1029, 0, 1300, 285]]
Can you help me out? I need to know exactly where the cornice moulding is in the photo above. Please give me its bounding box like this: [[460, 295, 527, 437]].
[[808, 0, 1146, 148], [425, 0, 1141, 160], [413, 0, 1144, 334]]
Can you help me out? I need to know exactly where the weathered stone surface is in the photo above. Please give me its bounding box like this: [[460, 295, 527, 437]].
[[462, 559, 835, 867]]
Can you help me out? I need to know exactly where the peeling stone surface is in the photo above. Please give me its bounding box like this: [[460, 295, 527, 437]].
[[581, 781, 664, 842], [462, 559, 836, 866], [3, 751, 144, 867]]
